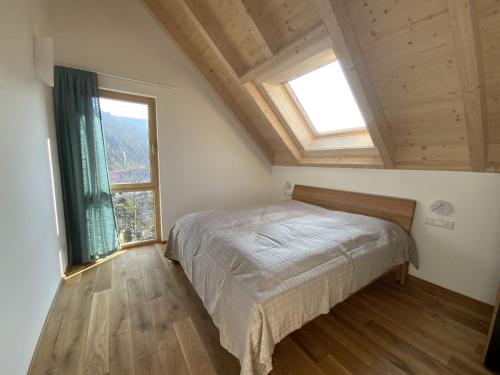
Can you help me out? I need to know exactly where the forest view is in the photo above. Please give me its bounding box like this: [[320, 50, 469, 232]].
[[100, 105, 156, 245]]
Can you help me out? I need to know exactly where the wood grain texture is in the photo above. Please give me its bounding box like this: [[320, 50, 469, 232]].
[[240, 24, 331, 83], [135, 0, 500, 172], [448, 0, 488, 171], [174, 317, 218, 375], [139, 0, 278, 163], [29, 245, 495, 375], [158, 329, 190, 375], [292, 184, 416, 233], [109, 330, 135, 375], [313, 0, 396, 168], [84, 290, 110, 374], [244, 81, 303, 163]]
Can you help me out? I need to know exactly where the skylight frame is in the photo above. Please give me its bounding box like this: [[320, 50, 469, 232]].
[[249, 45, 375, 155]]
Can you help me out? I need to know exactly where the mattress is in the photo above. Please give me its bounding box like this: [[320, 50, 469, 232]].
[[165, 200, 418, 374]]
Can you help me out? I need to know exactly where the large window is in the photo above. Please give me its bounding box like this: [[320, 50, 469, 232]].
[[287, 60, 366, 135], [99, 90, 160, 247]]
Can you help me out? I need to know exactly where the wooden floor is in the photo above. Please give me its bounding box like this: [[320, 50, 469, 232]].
[[29, 245, 496, 375]]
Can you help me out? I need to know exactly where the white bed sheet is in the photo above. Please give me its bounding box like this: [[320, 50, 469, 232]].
[[166, 200, 417, 374]]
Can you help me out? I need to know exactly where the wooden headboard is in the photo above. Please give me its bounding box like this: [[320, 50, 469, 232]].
[[292, 185, 416, 233]]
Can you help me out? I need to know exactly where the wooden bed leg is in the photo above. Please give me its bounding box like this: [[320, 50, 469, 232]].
[[399, 262, 409, 285]]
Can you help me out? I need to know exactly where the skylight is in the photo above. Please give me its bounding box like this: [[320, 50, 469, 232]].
[[288, 60, 366, 134]]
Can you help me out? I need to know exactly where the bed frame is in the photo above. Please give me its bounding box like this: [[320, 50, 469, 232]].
[[292, 184, 417, 285]]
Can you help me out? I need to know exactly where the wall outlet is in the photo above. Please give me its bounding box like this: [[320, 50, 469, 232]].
[[425, 217, 455, 230]]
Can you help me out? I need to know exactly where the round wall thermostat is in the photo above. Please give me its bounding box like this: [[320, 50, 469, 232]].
[[430, 200, 452, 216]]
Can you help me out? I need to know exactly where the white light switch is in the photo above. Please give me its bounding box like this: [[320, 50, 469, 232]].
[[425, 217, 455, 230]]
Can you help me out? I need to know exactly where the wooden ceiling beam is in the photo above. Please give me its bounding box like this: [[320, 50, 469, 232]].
[[170, 0, 301, 164], [245, 82, 303, 163], [300, 156, 384, 168], [448, 0, 488, 172], [179, 0, 246, 76], [139, 0, 274, 162], [312, 0, 396, 169], [240, 24, 331, 83], [231, 0, 277, 57]]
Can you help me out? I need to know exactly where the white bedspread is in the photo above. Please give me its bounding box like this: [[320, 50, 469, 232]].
[[165, 200, 417, 375]]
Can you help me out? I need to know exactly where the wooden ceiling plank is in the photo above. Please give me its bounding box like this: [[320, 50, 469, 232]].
[[448, 0, 488, 171], [180, 0, 246, 76], [139, 0, 274, 162], [240, 24, 331, 83], [312, 0, 396, 168], [231, 0, 277, 58]]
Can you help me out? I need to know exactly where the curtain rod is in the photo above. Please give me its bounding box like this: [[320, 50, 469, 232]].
[[61, 65, 175, 90]]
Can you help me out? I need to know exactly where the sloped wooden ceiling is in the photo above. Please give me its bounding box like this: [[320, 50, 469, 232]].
[[141, 0, 500, 172]]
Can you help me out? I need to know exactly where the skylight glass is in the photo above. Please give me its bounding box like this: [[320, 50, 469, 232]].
[[288, 60, 366, 134]]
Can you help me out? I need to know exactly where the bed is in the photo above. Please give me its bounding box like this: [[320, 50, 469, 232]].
[[165, 185, 418, 375]]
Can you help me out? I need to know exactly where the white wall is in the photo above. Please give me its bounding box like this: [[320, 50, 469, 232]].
[[272, 166, 500, 305], [49, 0, 273, 236], [0, 0, 67, 374]]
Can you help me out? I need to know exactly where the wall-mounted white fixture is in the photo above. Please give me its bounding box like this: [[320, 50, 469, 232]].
[[283, 182, 293, 197], [430, 200, 452, 216], [34, 37, 54, 87], [425, 217, 455, 230]]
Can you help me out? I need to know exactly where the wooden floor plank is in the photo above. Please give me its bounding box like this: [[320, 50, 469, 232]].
[[127, 277, 157, 360], [135, 352, 164, 375], [404, 277, 493, 319], [364, 356, 409, 375], [111, 257, 128, 291], [364, 320, 455, 374], [303, 320, 370, 373], [70, 266, 99, 321], [110, 286, 130, 338], [29, 246, 495, 375], [84, 290, 110, 374], [157, 329, 189, 375], [94, 259, 112, 292], [110, 330, 135, 375], [316, 314, 380, 365], [345, 293, 453, 365], [55, 317, 89, 375], [317, 355, 351, 375], [291, 325, 330, 363], [139, 251, 163, 301], [271, 336, 326, 375], [173, 317, 217, 375], [149, 294, 187, 342], [29, 315, 68, 375], [447, 354, 494, 375]]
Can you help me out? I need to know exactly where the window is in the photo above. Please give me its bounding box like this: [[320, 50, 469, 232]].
[[99, 90, 160, 247], [288, 60, 366, 135], [100, 98, 151, 184]]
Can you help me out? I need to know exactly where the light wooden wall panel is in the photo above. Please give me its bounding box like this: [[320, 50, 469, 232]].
[[477, 0, 500, 166], [345, 0, 470, 167]]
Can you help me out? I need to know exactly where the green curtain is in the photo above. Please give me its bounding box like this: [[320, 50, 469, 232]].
[[53, 66, 119, 265]]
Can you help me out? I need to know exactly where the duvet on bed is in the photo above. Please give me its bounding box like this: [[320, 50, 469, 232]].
[[165, 200, 418, 375]]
